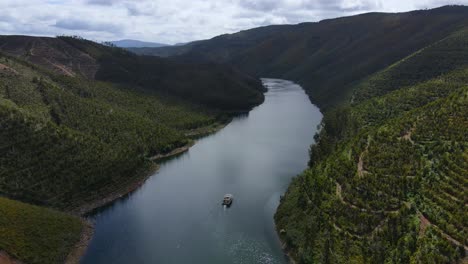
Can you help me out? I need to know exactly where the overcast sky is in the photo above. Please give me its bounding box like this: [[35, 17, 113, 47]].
[[0, 0, 466, 44]]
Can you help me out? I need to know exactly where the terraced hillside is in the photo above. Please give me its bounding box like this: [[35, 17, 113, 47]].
[[275, 29, 468, 263]]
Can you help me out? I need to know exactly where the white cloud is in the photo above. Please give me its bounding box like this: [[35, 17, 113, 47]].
[[54, 18, 123, 33], [0, 0, 464, 44]]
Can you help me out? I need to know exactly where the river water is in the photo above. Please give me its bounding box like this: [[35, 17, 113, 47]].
[[82, 79, 322, 264]]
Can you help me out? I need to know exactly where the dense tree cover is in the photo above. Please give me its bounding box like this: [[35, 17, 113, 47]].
[[0, 33, 266, 263], [0, 50, 239, 262], [133, 6, 468, 109], [0, 197, 83, 264], [0, 54, 221, 210], [1, 6, 467, 264], [57, 36, 266, 110], [352, 29, 468, 103], [275, 30, 468, 263], [0, 35, 265, 111]]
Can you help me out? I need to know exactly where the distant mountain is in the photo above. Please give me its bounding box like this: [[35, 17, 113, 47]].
[[128, 40, 203, 57], [110, 39, 168, 48], [136, 5, 468, 110]]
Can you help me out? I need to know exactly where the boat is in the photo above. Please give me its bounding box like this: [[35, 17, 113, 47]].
[[222, 194, 233, 206]]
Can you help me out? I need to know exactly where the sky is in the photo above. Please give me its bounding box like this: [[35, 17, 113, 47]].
[[0, 0, 466, 44]]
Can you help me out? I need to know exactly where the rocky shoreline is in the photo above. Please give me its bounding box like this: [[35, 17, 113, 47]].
[[276, 226, 297, 264], [149, 142, 195, 161]]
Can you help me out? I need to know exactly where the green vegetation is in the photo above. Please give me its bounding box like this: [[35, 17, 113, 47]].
[[0, 32, 266, 263], [352, 28, 468, 103], [0, 53, 220, 209], [0, 197, 83, 264], [0, 35, 265, 111], [1, 6, 467, 264], [134, 6, 468, 109], [57, 36, 266, 110], [275, 28, 468, 263], [0, 43, 241, 262]]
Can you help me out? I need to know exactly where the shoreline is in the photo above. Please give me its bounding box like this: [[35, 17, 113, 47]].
[[65, 121, 228, 263], [149, 141, 196, 161], [68, 163, 161, 216], [69, 121, 228, 216], [185, 122, 228, 139], [65, 220, 94, 264], [276, 225, 297, 264]]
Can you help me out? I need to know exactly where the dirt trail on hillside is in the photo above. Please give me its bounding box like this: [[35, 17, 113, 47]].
[[357, 136, 371, 177], [418, 212, 468, 252], [0, 63, 18, 74], [401, 125, 416, 144]]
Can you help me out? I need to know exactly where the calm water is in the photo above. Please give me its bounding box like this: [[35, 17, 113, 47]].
[[82, 79, 322, 264]]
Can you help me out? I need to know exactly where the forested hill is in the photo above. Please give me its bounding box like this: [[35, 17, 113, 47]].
[[0, 33, 270, 211], [136, 5, 468, 109], [275, 27, 468, 263], [0, 35, 265, 111], [0, 35, 265, 263]]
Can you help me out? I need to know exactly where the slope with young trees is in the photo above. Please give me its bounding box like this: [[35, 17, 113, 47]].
[[275, 28, 468, 263]]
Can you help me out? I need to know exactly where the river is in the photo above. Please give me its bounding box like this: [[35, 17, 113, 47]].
[[81, 79, 322, 264]]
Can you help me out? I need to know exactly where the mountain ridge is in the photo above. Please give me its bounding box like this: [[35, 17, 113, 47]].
[[0, 35, 265, 111], [135, 5, 468, 109], [110, 39, 168, 48]]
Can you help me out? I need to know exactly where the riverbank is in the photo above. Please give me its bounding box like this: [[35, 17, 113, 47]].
[[276, 226, 297, 264], [81, 79, 322, 264], [185, 122, 229, 139], [149, 142, 196, 161], [65, 220, 94, 264], [66, 163, 161, 216], [150, 122, 229, 161], [63, 121, 229, 263], [68, 121, 228, 216]]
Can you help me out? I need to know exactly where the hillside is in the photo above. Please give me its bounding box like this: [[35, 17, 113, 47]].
[[128, 42, 197, 57], [0, 197, 85, 264], [0, 35, 265, 111], [0, 52, 218, 210], [0, 36, 264, 263], [275, 27, 468, 263], [138, 5, 468, 109], [1, 5, 467, 264]]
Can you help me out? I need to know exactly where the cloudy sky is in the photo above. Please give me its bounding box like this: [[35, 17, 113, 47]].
[[0, 0, 466, 44]]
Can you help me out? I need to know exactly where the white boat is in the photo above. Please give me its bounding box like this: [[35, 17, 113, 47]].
[[222, 194, 233, 206]]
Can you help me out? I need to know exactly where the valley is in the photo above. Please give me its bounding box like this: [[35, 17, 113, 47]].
[[0, 5, 467, 264]]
